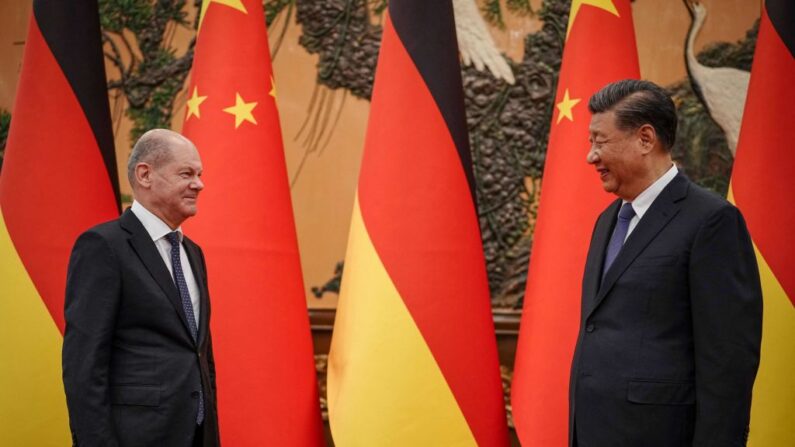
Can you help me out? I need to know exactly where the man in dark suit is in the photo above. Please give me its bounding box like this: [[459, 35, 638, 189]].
[[569, 80, 762, 447], [63, 129, 219, 446]]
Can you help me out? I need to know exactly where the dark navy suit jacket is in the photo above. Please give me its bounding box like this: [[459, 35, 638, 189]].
[[63, 209, 220, 447], [570, 174, 762, 447]]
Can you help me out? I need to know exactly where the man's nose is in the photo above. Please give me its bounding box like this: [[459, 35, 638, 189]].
[[586, 146, 599, 164], [193, 177, 204, 190]]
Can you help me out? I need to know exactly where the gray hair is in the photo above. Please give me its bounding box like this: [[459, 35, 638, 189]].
[[127, 129, 188, 187]]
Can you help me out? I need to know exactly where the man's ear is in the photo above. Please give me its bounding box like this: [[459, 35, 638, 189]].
[[637, 124, 657, 154], [134, 163, 153, 189]]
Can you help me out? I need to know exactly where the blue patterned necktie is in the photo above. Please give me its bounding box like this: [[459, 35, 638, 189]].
[[603, 203, 636, 277], [165, 231, 204, 425]]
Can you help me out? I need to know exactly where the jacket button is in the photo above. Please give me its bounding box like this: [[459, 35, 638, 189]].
[[586, 324, 595, 333], [191, 391, 200, 398]]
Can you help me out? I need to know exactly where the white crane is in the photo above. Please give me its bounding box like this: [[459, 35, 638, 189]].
[[453, 0, 516, 85], [684, 0, 750, 157]]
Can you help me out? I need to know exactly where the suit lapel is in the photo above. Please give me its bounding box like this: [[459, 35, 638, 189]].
[[586, 174, 689, 320], [183, 237, 209, 345], [583, 199, 621, 309], [120, 209, 196, 343]]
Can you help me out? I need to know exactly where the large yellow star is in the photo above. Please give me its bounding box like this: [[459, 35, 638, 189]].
[[185, 86, 208, 121], [566, 0, 620, 40], [198, 0, 248, 32], [556, 88, 581, 124], [269, 76, 276, 99], [223, 93, 258, 128]]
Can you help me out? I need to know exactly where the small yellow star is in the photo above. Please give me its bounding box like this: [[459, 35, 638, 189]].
[[269, 76, 276, 99], [185, 86, 208, 120], [566, 0, 620, 40], [556, 88, 581, 124], [223, 93, 258, 129], [199, 0, 248, 32]]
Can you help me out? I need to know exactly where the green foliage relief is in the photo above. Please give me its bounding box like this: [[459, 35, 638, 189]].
[[99, 0, 194, 143]]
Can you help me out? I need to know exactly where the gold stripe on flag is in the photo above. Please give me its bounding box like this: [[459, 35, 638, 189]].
[[748, 244, 795, 445], [0, 210, 70, 445], [327, 197, 476, 446]]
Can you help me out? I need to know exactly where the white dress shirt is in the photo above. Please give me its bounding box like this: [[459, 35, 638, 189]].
[[624, 164, 679, 240], [131, 200, 200, 326]]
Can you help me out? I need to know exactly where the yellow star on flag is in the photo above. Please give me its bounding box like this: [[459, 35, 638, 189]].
[[269, 76, 276, 99], [556, 88, 581, 124], [566, 0, 619, 40], [185, 86, 208, 120], [199, 0, 248, 32], [223, 93, 258, 128]]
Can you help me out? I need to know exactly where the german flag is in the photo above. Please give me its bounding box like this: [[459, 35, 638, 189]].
[[730, 1, 794, 444], [0, 0, 119, 444], [326, 1, 508, 445], [511, 1, 639, 445], [181, 0, 324, 444]]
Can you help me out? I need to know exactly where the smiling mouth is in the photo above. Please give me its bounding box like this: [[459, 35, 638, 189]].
[[597, 168, 609, 179]]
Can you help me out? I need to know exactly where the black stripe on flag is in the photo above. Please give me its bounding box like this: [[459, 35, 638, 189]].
[[766, 0, 794, 57], [389, 0, 477, 204], [33, 0, 120, 206]]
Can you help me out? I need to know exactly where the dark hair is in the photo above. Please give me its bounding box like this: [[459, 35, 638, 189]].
[[588, 79, 677, 150]]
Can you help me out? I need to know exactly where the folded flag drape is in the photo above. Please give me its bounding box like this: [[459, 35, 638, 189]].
[[182, 0, 324, 444], [327, 1, 508, 445], [0, 0, 119, 444], [511, 1, 640, 445], [730, 1, 794, 445]]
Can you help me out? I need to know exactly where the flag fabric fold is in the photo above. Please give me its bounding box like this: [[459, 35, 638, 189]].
[[327, 1, 508, 445], [511, 1, 640, 445], [181, 0, 324, 445], [0, 0, 119, 444], [730, 1, 794, 445]]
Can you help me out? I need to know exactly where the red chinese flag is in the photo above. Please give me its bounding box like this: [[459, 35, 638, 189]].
[[0, 0, 119, 443], [511, 1, 640, 445], [730, 1, 794, 444], [181, 0, 324, 445]]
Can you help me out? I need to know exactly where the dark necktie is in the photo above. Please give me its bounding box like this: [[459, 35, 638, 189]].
[[603, 203, 636, 277], [165, 231, 204, 425]]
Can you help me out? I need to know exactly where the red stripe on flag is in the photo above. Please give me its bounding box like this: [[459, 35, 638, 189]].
[[0, 15, 118, 333], [357, 16, 507, 447], [732, 6, 795, 303]]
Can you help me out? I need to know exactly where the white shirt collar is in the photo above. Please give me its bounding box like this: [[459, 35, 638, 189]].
[[130, 200, 183, 243], [625, 164, 678, 219]]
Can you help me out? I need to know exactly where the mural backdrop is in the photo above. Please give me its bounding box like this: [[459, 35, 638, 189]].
[[0, 0, 761, 309]]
